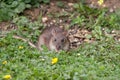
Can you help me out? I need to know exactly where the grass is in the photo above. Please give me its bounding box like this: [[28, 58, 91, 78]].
[[0, 36, 120, 80], [0, 2, 120, 80]]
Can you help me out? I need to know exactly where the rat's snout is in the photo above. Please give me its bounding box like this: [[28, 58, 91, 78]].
[[56, 45, 62, 51]]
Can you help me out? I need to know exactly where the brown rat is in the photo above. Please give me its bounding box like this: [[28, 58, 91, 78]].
[[37, 26, 70, 52], [12, 26, 70, 52]]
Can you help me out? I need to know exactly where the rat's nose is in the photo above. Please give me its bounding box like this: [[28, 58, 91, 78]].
[[57, 45, 62, 50]]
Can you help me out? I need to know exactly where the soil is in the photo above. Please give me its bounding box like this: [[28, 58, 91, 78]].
[[0, 0, 120, 48], [86, 0, 120, 12], [1, 0, 120, 29]]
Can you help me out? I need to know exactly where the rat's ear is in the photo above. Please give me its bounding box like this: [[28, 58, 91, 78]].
[[51, 28, 57, 36], [63, 31, 69, 37]]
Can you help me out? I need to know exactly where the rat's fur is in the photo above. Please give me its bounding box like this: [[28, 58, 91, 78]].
[[37, 26, 70, 52]]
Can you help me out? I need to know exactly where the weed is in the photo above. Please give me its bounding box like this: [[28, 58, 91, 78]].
[[0, 0, 50, 22]]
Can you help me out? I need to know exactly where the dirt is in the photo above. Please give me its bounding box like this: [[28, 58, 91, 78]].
[[0, 0, 120, 48], [86, 0, 120, 12], [1, 0, 120, 29]]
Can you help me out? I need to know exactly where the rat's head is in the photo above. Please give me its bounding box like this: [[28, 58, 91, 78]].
[[49, 28, 70, 52]]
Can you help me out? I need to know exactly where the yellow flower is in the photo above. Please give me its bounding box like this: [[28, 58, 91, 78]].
[[51, 58, 58, 64], [3, 75, 12, 79], [98, 0, 104, 5], [18, 46, 23, 49], [2, 61, 7, 64]]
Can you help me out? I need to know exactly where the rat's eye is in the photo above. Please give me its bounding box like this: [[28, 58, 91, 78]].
[[54, 39, 57, 41], [61, 39, 65, 42]]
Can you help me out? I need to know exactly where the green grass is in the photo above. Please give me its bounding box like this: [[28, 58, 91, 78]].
[[0, 35, 120, 80], [0, 2, 120, 80]]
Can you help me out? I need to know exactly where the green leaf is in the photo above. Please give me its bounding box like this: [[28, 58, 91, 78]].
[[11, 1, 18, 7], [14, 2, 26, 13], [25, 4, 31, 8], [43, 0, 50, 4]]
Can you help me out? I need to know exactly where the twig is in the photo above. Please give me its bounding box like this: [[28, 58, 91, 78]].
[[0, 34, 6, 37], [13, 35, 37, 48]]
